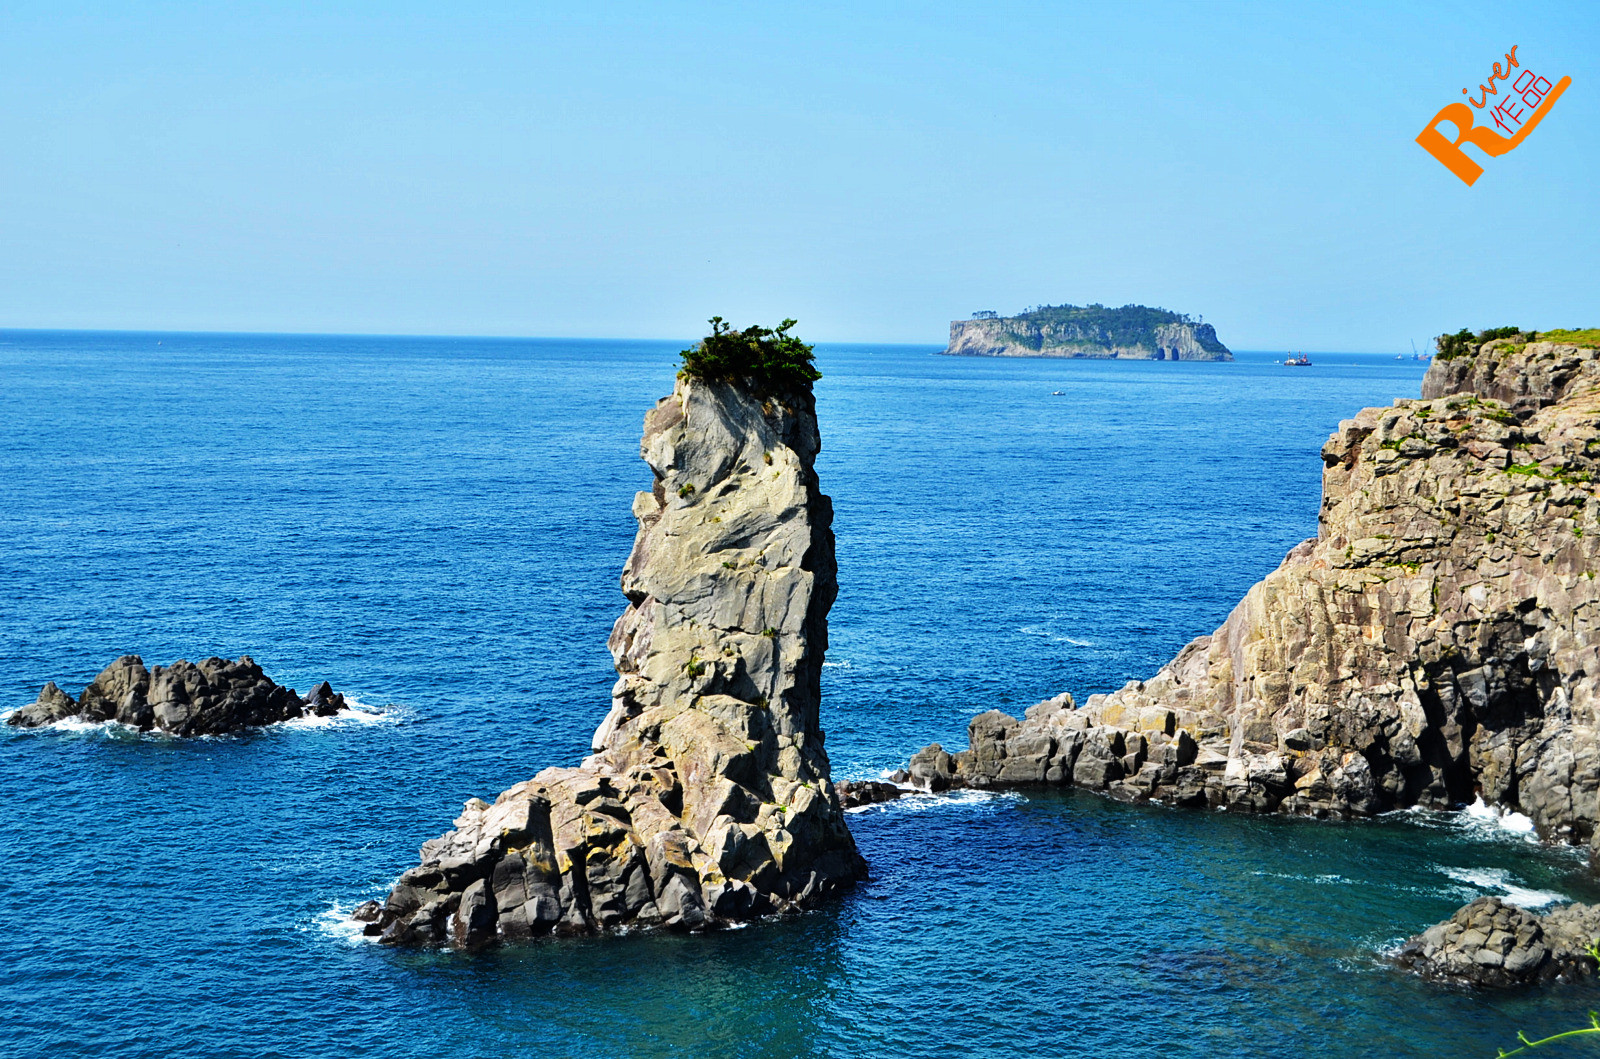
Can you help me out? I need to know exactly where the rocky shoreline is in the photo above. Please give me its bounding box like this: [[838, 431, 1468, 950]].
[[360, 364, 866, 948], [910, 335, 1600, 836], [906, 332, 1600, 985], [6, 654, 345, 735]]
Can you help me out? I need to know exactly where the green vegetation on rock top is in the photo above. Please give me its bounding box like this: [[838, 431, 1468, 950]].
[[1435, 326, 1600, 359], [1541, 328, 1600, 348], [1016, 303, 1227, 351], [1437, 326, 1524, 360], [679, 317, 820, 391]]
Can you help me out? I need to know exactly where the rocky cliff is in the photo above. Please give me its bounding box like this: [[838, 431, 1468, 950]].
[[360, 371, 866, 948], [910, 335, 1600, 851], [6, 655, 345, 735], [944, 304, 1232, 361]]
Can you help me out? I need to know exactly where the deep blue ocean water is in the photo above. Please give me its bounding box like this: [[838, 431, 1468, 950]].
[[3, 331, 1598, 1058]]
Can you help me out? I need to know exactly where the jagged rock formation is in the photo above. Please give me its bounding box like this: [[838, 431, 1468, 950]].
[[361, 371, 866, 948], [1397, 896, 1600, 986], [910, 336, 1600, 848], [835, 779, 907, 809], [1423, 333, 1597, 412], [5, 655, 344, 735], [944, 304, 1231, 361]]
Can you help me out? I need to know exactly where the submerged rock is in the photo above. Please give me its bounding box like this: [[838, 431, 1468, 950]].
[[367, 367, 866, 948], [6, 655, 344, 735], [909, 336, 1600, 847], [1398, 896, 1600, 987]]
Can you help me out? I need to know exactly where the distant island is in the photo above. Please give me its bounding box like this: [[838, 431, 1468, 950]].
[[943, 304, 1233, 361]]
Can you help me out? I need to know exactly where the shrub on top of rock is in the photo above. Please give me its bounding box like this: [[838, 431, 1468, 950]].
[[1436, 325, 1529, 360], [679, 317, 820, 393]]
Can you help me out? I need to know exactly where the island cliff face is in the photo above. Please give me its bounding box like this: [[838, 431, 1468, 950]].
[[944, 305, 1232, 361], [363, 372, 866, 948], [911, 337, 1600, 849]]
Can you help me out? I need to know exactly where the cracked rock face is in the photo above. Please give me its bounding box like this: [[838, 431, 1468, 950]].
[[5, 654, 344, 735], [911, 338, 1600, 850], [364, 373, 865, 948], [1397, 896, 1600, 986]]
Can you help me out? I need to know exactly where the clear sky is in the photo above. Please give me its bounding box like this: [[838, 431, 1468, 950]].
[[1, 1, 1595, 350]]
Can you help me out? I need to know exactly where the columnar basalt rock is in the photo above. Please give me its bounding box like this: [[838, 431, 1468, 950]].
[[361, 372, 866, 948], [910, 337, 1600, 850], [1397, 896, 1600, 986], [5, 654, 344, 735]]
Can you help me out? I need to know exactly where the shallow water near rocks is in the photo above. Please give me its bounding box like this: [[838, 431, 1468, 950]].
[[3, 332, 1597, 1057]]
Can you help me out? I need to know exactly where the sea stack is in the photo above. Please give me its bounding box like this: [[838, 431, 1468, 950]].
[[363, 344, 866, 947], [908, 332, 1600, 847]]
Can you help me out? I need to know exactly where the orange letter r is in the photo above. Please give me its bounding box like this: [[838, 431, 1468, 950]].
[[1416, 102, 1514, 186]]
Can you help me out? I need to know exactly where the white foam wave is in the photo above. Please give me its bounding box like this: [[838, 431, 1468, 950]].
[[6, 696, 396, 738], [1018, 625, 1095, 647], [1382, 798, 1543, 846], [1438, 865, 1568, 909], [822, 660, 851, 669], [14, 715, 147, 737], [275, 699, 395, 730], [1461, 796, 1537, 835], [61, 717, 138, 735], [312, 901, 377, 946], [1250, 871, 1352, 885], [845, 787, 1023, 815]]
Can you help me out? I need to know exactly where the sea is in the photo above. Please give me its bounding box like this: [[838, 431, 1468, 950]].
[[2, 331, 1596, 1059]]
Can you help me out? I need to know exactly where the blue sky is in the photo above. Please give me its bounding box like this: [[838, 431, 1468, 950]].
[[0, 1, 1595, 350]]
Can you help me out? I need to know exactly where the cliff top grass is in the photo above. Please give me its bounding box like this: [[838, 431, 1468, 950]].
[[1436, 326, 1600, 359], [1541, 328, 1600, 348], [680, 317, 820, 392]]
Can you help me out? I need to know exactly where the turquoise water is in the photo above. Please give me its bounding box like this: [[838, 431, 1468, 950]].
[[2, 332, 1595, 1057]]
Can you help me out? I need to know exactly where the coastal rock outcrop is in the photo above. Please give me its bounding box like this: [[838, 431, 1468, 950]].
[[910, 336, 1600, 848], [835, 779, 908, 809], [1397, 896, 1600, 986], [5, 655, 344, 735], [362, 367, 866, 948], [944, 304, 1232, 361]]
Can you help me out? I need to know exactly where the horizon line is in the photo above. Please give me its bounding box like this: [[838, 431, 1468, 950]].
[[0, 324, 1427, 356]]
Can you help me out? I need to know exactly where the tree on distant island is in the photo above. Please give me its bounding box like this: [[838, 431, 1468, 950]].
[[997, 303, 1218, 347]]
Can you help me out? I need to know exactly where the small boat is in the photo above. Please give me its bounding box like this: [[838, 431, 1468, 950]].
[[1049, 390, 1066, 396], [1283, 353, 1311, 366]]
